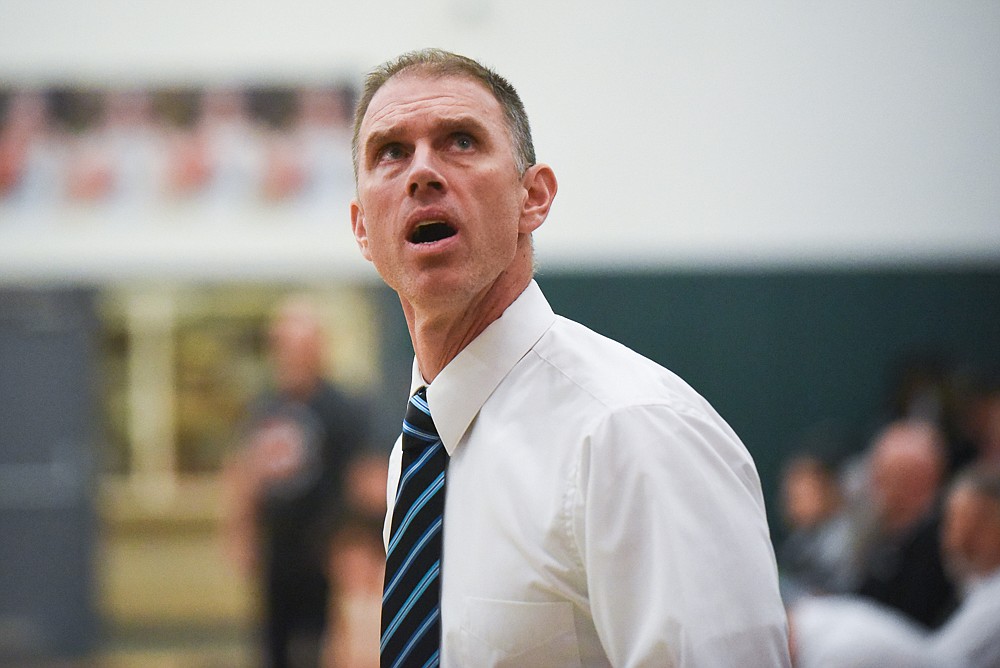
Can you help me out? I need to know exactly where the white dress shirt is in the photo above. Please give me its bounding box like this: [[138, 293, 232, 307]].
[[385, 281, 790, 667]]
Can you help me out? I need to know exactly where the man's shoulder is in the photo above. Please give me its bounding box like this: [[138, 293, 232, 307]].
[[530, 314, 707, 415]]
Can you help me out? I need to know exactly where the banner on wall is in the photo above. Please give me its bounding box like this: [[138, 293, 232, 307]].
[[0, 83, 357, 227]]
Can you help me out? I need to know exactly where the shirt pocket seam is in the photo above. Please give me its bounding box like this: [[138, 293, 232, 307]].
[[460, 597, 580, 659]]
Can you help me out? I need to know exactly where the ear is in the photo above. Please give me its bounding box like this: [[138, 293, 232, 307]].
[[518, 164, 558, 235], [350, 199, 373, 261]]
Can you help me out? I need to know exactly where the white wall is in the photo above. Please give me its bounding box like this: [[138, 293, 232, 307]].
[[1, 0, 998, 280]]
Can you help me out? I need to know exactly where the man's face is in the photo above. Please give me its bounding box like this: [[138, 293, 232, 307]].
[[942, 486, 1000, 581], [781, 462, 838, 530], [269, 315, 322, 397], [351, 72, 535, 308]]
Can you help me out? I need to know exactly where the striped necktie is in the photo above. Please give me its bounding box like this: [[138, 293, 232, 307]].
[[381, 386, 448, 668]]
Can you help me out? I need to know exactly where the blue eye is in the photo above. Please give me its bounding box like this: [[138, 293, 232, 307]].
[[377, 143, 405, 162], [453, 134, 474, 150]]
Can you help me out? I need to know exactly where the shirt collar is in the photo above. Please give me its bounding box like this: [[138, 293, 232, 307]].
[[409, 280, 555, 456]]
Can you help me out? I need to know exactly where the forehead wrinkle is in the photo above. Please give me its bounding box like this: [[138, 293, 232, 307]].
[[367, 109, 490, 142], [360, 75, 508, 159], [365, 91, 455, 129]]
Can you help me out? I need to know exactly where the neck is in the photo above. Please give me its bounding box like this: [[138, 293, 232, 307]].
[[402, 252, 533, 383], [280, 375, 321, 402], [884, 496, 936, 534]]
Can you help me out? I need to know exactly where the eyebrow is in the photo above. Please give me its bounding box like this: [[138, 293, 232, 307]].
[[436, 115, 492, 139]]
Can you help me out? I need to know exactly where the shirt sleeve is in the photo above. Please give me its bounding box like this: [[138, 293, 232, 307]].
[[578, 403, 791, 667]]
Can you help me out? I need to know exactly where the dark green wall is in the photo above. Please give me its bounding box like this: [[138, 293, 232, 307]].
[[536, 268, 1000, 535], [375, 268, 1000, 538]]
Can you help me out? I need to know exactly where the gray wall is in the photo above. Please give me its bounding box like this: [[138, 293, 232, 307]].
[[0, 289, 99, 660]]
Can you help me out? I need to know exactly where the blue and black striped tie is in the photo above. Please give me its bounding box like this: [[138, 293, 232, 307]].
[[381, 386, 447, 668]]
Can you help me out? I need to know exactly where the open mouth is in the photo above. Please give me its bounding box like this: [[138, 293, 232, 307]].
[[410, 221, 457, 244]]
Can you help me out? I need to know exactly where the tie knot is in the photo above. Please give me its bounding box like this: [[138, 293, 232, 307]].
[[402, 386, 439, 452]]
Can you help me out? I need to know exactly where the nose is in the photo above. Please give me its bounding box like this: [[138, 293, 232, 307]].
[[407, 145, 445, 197]]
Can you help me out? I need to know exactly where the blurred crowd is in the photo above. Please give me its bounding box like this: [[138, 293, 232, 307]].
[[0, 84, 355, 219], [777, 357, 1000, 667]]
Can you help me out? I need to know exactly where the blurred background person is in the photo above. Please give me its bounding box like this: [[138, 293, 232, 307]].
[[791, 462, 1000, 668], [777, 441, 860, 601], [93, 89, 165, 215], [880, 353, 976, 476], [961, 370, 1000, 467], [0, 89, 64, 213], [193, 87, 262, 211], [58, 88, 115, 204], [321, 450, 387, 668], [251, 86, 305, 204], [287, 86, 354, 210], [155, 87, 213, 201], [321, 507, 385, 668], [852, 419, 957, 629], [255, 85, 354, 209], [222, 297, 372, 668]]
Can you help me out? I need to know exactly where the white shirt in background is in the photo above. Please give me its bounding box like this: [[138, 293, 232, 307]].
[[792, 569, 1000, 668]]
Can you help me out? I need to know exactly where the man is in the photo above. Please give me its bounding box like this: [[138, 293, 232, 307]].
[[854, 420, 957, 628], [777, 450, 859, 599], [350, 48, 789, 666], [222, 298, 371, 668], [791, 463, 1000, 667]]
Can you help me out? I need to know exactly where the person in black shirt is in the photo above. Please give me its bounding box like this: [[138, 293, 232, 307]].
[[223, 297, 371, 667], [855, 419, 958, 628]]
